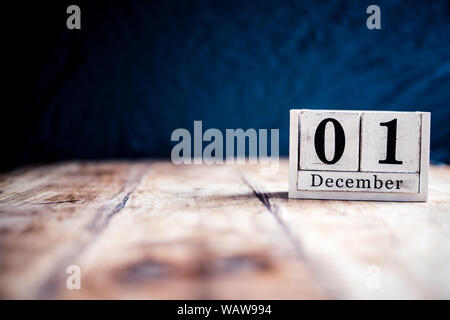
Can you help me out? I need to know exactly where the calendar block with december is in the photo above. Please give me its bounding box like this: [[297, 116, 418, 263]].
[[289, 109, 430, 201]]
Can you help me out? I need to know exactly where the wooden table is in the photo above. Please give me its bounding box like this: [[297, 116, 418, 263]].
[[0, 160, 449, 299]]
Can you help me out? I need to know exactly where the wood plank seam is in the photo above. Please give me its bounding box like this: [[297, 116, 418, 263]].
[[34, 166, 147, 299], [242, 172, 354, 299], [242, 176, 305, 260]]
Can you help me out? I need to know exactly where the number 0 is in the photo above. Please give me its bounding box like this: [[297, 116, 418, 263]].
[[314, 118, 346, 164]]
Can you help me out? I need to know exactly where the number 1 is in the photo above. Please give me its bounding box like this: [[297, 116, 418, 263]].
[[379, 119, 403, 165]]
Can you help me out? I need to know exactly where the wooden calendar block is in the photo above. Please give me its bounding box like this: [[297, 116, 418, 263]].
[[297, 171, 419, 193], [289, 109, 430, 202], [299, 111, 360, 171], [360, 112, 421, 173]]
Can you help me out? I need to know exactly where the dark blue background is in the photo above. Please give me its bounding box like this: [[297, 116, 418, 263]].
[[5, 0, 450, 170]]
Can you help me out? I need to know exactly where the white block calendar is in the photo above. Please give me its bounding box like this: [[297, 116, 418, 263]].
[[289, 109, 430, 201]]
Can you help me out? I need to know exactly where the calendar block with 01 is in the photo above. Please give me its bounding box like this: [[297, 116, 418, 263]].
[[289, 109, 430, 201]]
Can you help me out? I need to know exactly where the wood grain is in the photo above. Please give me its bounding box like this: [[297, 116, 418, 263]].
[[0, 160, 449, 299]]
